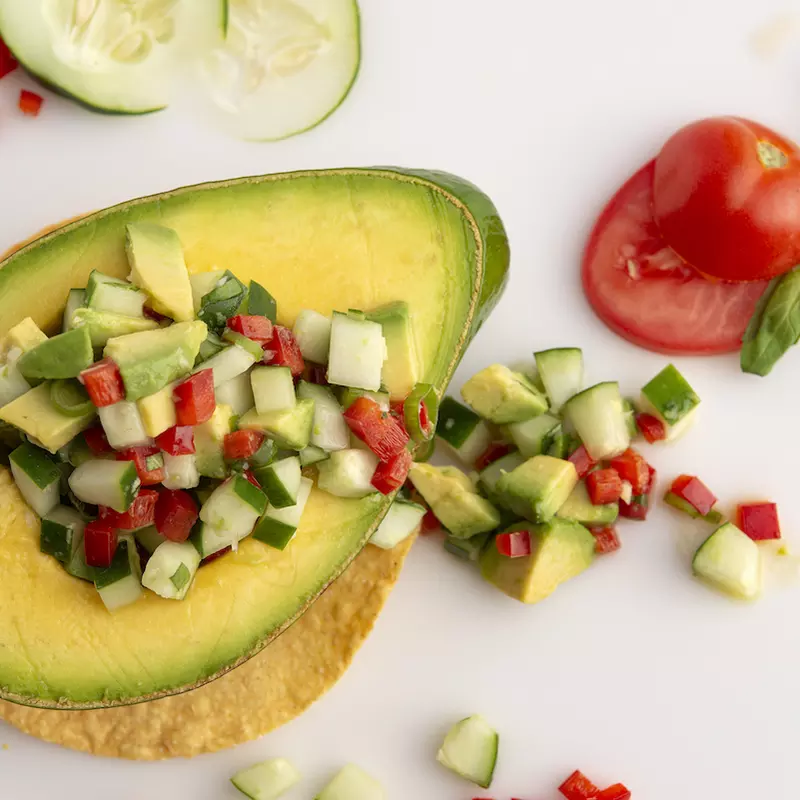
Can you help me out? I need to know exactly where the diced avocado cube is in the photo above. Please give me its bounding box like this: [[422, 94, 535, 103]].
[[557, 480, 618, 526], [461, 364, 548, 424], [239, 398, 315, 451], [71, 308, 159, 346], [7, 317, 47, 353], [366, 301, 419, 399], [505, 413, 560, 458], [436, 396, 494, 466], [126, 223, 195, 322], [640, 364, 700, 440], [137, 381, 178, 438], [480, 519, 595, 604], [496, 455, 578, 523], [41, 506, 85, 563], [194, 404, 235, 479], [408, 462, 500, 539], [692, 522, 762, 601], [17, 328, 94, 381]]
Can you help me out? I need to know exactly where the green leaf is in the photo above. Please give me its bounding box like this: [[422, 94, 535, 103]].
[[741, 267, 800, 376]]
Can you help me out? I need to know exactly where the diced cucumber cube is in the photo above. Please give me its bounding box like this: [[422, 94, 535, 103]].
[[86, 270, 146, 317], [231, 757, 301, 800], [250, 438, 278, 467], [163, 453, 200, 490], [505, 413, 560, 458], [255, 456, 301, 509], [142, 540, 201, 600], [640, 364, 700, 441], [437, 397, 494, 466], [496, 455, 578, 524], [216, 371, 256, 415], [222, 330, 264, 361], [200, 475, 266, 540], [563, 382, 630, 461], [94, 537, 142, 612], [297, 381, 348, 452], [194, 344, 258, 387], [68, 459, 140, 513], [197, 331, 226, 363], [315, 764, 386, 800], [9, 443, 61, 517], [190, 520, 237, 559], [135, 525, 167, 554], [293, 310, 332, 364], [444, 531, 490, 561], [478, 451, 526, 500], [0, 358, 30, 406], [692, 522, 762, 601], [63, 289, 86, 332], [251, 366, 296, 414], [299, 445, 330, 466], [253, 477, 313, 550], [65, 532, 96, 582], [461, 364, 548, 424], [317, 449, 379, 498], [98, 400, 152, 449], [239, 398, 315, 451], [40, 506, 85, 563], [370, 500, 425, 549], [534, 348, 583, 412], [436, 714, 498, 789], [327, 312, 386, 391]]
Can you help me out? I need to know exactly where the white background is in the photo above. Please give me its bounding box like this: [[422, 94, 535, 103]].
[[3, 0, 800, 797]]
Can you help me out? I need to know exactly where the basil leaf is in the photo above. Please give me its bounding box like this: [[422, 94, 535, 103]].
[[741, 266, 800, 376]]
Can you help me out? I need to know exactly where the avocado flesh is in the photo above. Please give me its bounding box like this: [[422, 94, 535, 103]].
[[0, 168, 509, 708]]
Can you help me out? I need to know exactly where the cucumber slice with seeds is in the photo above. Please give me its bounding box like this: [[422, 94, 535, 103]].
[[231, 757, 301, 800], [436, 714, 498, 789]]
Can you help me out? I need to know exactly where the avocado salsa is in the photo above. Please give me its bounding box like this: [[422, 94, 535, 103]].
[[0, 221, 434, 612]]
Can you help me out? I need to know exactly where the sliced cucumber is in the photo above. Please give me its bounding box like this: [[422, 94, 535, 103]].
[[0, 0, 222, 114], [142, 540, 201, 600], [194, 344, 258, 387], [534, 348, 583, 412], [251, 366, 296, 414], [65, 532, 96, 582], [231, 757, 301, 800], [200, 474, 266, 539], [639, 364, 700, 442], [293, 309, 332, 364], [68, 459, 140, 513], [9, 443, 61, 517], [86, 271, 146, 317], [162, 452, 200, 490], [478, 451, 526, 501], [190, 519, 236, 558], [314, 764, 385, 800], [40, 505, 85, 563], [239, 398, 315, 450], [253, 476, 312, 550], [63, 289, 86, 332], [202, 0, 361, 142], [223, 329, 265, 361], [317, 449, 379, 498], [216, 371, 256, 415], [94, 537, 142, 612], [297, 381, 348, 451], [563, 382, 630, 461], [339, 387, 390, 413], [327, 312, 385, 391], [0, 359, 30, 407], [98, 400, 152, 449], [437, 397, 494, 466], [505, 413, 560, 458], [436, 714, 498, 789], [444, 531, 490, 561], [557, 480, 618, 526], [692, 522, 762, 601], [135, 525, 167, 555], [254, 456, 301, 509], [370, 500, 425, 549], [299, 445, 329, 466]]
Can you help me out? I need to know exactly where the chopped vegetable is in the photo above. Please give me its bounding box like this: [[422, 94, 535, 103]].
[[693, 522, 762, 600], [315, 764, 386, 800], [154, 489, 198, 543], [370, 500, 426, 549], [597, 784, 632, 800], [224, 429, 265, 461], [155, 425, 195, 456], [664, 490, 722, 524], [586, 468, 622, 505], [18, 89, 43, 116], [563, 382, 630, 460], [371, 448, 413, 495], [436, 714, 498, 789], [559, 770, 599, 800], [100, 488, 158, 530], [227, 314, 273, 343], [609, 448, 651, 495], [567, 444, 595, 479], [117, 445, 166, 486], [639, 364, 700, 441], [475, 442, 515, 472], [83, 520, 118, 568], [231, 757, 301, 800], [84, 425, 113, 455], [635, 412, 666, 443], [0, 36, 18, 79], [173, 369, 215, 425], [265, 325, 305, 377], [344, 396, 409, 460], [50, 380, 93, 417], [668, 474, 717, 516], [495, 529, 532, 558], [737, 502, 781, 541], [591, 525, 621, 554], [403, 383, 438, 443]]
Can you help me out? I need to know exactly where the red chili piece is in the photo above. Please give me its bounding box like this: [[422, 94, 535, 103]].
[[117, 445, 165, 486], [264, 325, 305, 376], [475, 442, 514, 472], [19, 90, 43, 116], [84, 521, 118, 568], [636, 412, 667, 443], [223, 429, 265, 461], [568, 444, 596, 479], [737, 502, 781, 541], [0, 37, 18, 79], [496, 529, 532, 558], [84, 425, 113, 456], [227, 314, 274, 343], [371, 449, 412, 494], [591, 526, 621, 554], [154, 490, 199, 543], [559, 770, 600, 800], [79, 358, 125, 408], [670, 474, 717, 516], [174, 369, 215, 426], [587, 468, 623, 505], [597, 784, 631, 800], [610, 448, 651, 494], [155, 425, 195, 456], [344, 396, 409, 461], [100, 489, 158, 530]]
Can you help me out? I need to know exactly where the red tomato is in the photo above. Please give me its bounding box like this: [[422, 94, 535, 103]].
[[654, 117, 800, 282], [583, 161, 768, 354]]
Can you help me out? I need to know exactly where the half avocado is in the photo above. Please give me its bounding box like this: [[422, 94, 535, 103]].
[[0, 168, 509, 708]]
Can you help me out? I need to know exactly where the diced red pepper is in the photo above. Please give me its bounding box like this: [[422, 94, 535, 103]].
[[264, 325, 305, 377], [559, 770, 600, 800], [371, 449, 412, 494], [344, 396, 409, 461], [568, 444, 596, 479], [84, 521, 118, 568], [0, 37, 18, 79], [18, 90, 43, 116], [670, 474, 717, 516], [99, 489, 158, 530], [636, 412, 667, 443], [591, 525, 621, 554], [597, 784, 631, 800], [496, 529, 532, 558], [173, 369, 215, 426], [619, 466, 656, 521], [84, 425, 113, 456], [223, 429, 265, 461], [419, 400, 433, 436], [737, 502, 781, 541], [143, 306, 170, 322], [117, 445, 165, 486], [242, 469, 261, 488], [420, 508, 441, 534], [79, 358, 125, 408], [475, 442, 514, 472], [390, 399, 405, 419], [587, 468, 623, 505], [610, 448, 651, 494], [155, 425, 195, 456], [154, 489, 198, 543], [227, 314, 274, 343]]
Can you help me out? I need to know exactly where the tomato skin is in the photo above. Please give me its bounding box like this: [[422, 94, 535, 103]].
[[654, 117, 800, 282], [583, 161, 768, 354]]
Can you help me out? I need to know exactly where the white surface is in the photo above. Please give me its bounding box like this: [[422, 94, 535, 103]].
[[2, 1, 800, 797]]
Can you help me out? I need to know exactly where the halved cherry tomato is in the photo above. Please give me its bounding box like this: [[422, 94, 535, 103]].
[[654, 117, 800, 282], [583, 161, 767, 354]]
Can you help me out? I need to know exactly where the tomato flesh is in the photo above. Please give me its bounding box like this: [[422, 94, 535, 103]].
[[583, 161, 768, 354]]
